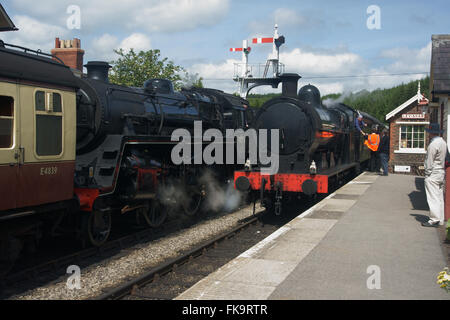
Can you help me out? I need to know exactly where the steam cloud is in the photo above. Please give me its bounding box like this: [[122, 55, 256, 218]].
[[157, 168, 243, 215]]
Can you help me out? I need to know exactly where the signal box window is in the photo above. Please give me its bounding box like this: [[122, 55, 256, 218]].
[[0, 96, 14, 148], [35, 91, 63, 156], [400, 125, 425, 149]]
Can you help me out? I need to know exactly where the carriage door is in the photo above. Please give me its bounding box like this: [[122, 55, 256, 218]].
[[0, 83, 19, 211], [15, 89, 66, 208]]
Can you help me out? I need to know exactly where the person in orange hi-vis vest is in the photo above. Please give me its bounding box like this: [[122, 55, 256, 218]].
[[364, 126, 381, 171]]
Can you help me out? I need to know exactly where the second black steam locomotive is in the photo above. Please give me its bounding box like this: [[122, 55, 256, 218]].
[[234, 74, 383, 215]]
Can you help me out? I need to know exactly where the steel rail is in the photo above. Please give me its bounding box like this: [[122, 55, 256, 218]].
[[95, 215, 260, 300]]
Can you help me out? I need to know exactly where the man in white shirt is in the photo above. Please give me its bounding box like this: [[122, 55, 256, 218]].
[[422, 123, 447, 227]]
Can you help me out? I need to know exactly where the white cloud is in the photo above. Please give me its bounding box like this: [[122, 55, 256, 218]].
[[1, 15, 69, 51], [273, 8, 307, 27], [379, 42, 431, 73], [10, 0, 229, 33], [247, 8, 323, 36], [89, 33, 120, 61], [190, 42, 431, 96], [280, 47, 365, 76], [119, 33, 152, 53], [88, 33, 152, 62], [131, 0, 229, 32], [190, 58, 239, 79]]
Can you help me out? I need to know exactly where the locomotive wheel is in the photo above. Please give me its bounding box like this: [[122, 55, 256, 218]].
[[0, 235, 23, 276], [82, 210, 112, 247], [182, 188, 203, 216], [140, 201, 167, 228]]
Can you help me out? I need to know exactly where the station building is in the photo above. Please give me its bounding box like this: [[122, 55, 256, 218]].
[[385, 85, 429, 175], [429, 35, 450, 142], [385, 34, 450, 176]]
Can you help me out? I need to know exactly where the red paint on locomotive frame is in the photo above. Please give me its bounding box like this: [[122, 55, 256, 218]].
[[136, 167, 162, 191], [74, 188, 100, 212], [234, 171, 328, 193]]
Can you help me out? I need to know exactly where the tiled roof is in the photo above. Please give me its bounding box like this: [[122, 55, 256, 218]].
[[431, 35, 450, 94]]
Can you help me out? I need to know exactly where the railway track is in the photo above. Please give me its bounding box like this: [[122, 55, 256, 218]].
[[0, 209, 230, 299], [96, 201, 313, 300], [4, 170, 356, 300], [96, 172, 359, 300]]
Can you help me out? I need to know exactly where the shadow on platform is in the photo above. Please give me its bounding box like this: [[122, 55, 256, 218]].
[[408, 176, 429, 223]]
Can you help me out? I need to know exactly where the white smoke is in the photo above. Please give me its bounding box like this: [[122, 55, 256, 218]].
[[199, 169, 242, 213], [156, 169, 243, 215], [322, 91, 352, 107], [322, 90, 371, 108]]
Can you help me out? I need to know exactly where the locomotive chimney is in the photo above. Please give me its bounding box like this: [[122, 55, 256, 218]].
[[280, 73, 301, 97], [51, 38, 85, 71], [84, 61, 111, 83]]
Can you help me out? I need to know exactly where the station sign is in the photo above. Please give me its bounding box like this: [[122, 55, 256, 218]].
[[401, 113, 425, 120], [394, 165, 411, 173]]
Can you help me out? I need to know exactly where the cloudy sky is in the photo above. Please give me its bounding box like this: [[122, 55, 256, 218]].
[[1, 0, 449, 95]]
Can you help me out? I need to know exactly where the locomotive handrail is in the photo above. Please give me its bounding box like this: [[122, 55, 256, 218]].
[[0, 41, 66, 65], [107, 86, 188, 104]]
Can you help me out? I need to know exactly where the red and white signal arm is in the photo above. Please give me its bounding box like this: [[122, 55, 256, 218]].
[[230, 47, 251, 53], [252, 37, 273, 44]]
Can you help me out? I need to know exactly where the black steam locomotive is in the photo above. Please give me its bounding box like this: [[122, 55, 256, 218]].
[[73, 61, 251, 245], [234, 74, 383, 215]]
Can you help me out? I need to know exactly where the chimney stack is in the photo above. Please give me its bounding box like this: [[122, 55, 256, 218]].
[[51, 38, 85, 71]]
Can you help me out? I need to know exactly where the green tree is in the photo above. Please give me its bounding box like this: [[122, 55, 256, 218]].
[[180, 71, 204, 89], [110, 48, 184, 89]]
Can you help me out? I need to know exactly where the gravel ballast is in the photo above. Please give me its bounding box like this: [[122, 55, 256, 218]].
[[12, 203, 261, 300]]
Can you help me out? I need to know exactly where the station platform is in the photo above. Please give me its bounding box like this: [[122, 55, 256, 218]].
[[176, 172, 450, 300]]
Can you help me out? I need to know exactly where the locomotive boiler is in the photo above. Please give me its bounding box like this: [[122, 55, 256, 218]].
[[234, 74, 383, 214]]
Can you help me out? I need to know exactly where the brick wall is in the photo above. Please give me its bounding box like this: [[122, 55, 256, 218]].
[[51, 38, 85, 71]]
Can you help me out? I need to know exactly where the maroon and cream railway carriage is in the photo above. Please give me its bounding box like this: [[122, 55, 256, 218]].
[[0, 41, 79, 271], [0, 47, 79, 212]]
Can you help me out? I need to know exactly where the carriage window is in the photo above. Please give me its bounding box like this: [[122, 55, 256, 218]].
[[0, 96, 14, 148], [35, 91, 63, 156], [35, 91, 45, 111], [53, 93, 62, 112]]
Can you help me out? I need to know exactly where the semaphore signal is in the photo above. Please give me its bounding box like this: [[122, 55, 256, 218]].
[[252, 37, 273, 44], [229, 24, 286, 98]]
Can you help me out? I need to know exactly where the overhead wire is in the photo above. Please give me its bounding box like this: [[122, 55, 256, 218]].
[[200, 72, 429, 81]]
